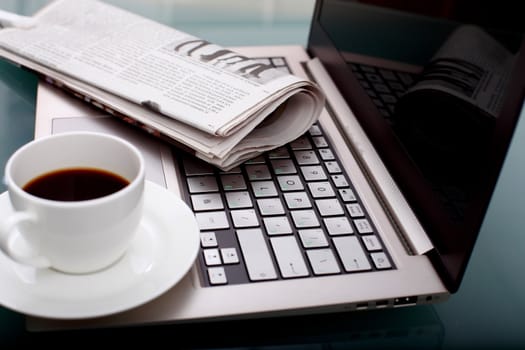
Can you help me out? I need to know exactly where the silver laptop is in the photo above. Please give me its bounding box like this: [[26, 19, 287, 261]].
[[28, 0, 525, 330]]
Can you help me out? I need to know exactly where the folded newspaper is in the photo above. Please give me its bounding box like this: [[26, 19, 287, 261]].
[[0, 0, 325, 170], [393, 25, 515, 173]]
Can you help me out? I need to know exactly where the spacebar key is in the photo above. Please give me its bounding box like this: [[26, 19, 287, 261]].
[[236, 229, 277, 281]]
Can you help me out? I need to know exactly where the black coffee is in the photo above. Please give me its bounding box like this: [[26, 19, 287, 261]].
[[23, 167, 129, 201]]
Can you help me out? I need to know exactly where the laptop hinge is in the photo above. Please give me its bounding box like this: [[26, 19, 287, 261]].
[[303, 58, 434, 255]]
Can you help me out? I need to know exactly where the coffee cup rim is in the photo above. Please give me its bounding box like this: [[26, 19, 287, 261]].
[[4, 132, 145, 208]]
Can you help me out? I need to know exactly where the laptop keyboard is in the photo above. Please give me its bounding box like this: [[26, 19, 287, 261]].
[[177, 121, 395, 286], [348, 62, 417, 122], [174, 57, 399, 287]]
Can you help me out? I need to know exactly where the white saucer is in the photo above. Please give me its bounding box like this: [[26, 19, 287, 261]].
[[0, 181, 200, 319]]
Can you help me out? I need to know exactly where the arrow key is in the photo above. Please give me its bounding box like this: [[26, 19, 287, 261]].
[[208, 267, 227, 285]]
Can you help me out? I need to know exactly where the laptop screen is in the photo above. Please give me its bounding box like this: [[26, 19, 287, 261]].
[[308, 0, 525, 291]]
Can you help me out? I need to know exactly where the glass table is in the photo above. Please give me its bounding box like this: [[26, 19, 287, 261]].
[[1, 1, 524, 348]]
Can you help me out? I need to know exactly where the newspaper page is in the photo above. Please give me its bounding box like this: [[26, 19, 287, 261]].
[[392, 24, 518, 189], [0, 0, 324, 169], [403, 25, 515, 118]]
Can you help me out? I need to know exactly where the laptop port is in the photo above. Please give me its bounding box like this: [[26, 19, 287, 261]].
[[375, 299, 389, 308], [394, 296, 417, 306]]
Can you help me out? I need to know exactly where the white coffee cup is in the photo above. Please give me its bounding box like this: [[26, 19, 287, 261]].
[[0, 132, 145, 274]]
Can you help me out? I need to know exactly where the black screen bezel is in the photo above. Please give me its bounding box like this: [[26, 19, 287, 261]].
[[307, 0, 525, 291]]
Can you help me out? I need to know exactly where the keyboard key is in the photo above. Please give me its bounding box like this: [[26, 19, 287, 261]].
[[372, 98, 384, 107], [324, 216, 353, 235], [354, 218, 374, 234], [268, 146, 290, 159], [283, 192, 312, 209], [308, 124, 322, 136], [294, 150, 319, 165], [379, 107, 391, 117], [339, 188, 357, 202], [373, 83, 390, 93], [379, 69, 397, 81], [246, 164, 271, 180], [318, 148, 335, 160], [333, 236, 371, 272], [263, 216, 293, 235], [380, 93, 397, 104], [203, 248, 221, 266], [362, 235, 382, 251], [365, 88, 377, 98], [270, 236, 309, 278], [301, 166, 327, 181], [225, 191, 252, 209], [277, 175, 304, 191], [371, 252, 392, 269], [271, 159, 297, 174], [325, 161, 342, 174], [251, 181, 278, 197], [331, 174, 349, 187], [221, 247, 240, 264], [298, 228, 329, 248], [187, 176, 219, 193], [307, 249, 341, 275], [346, 203, 365, 217], [388, 82, 405, 91], [208, 267, 227, 285], [236, 229, 277, 281], [200, 231, 218, 247], [365, 72, 382, 83], [312, 136, 328, 148], [220, 174, 247, 191], [315, 198, 344, 216], [257, 198, 285, 215], [195, 211, 229, 230], [191, 193, 224, 211], [291, 210, 320, 228], [231, 209, 259, 228], [398, 72, 414, 86], [360, 65, 376, 73], [308, 181, 335, 198]]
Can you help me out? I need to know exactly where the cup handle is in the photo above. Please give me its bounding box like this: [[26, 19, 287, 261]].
[[0, 212, 51, 268]]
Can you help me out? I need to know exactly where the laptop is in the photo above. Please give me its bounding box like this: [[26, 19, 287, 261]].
[[28, 0, 524, 330]]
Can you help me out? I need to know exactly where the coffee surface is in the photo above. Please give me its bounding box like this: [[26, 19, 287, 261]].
[[23, 167, 129, 201]]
